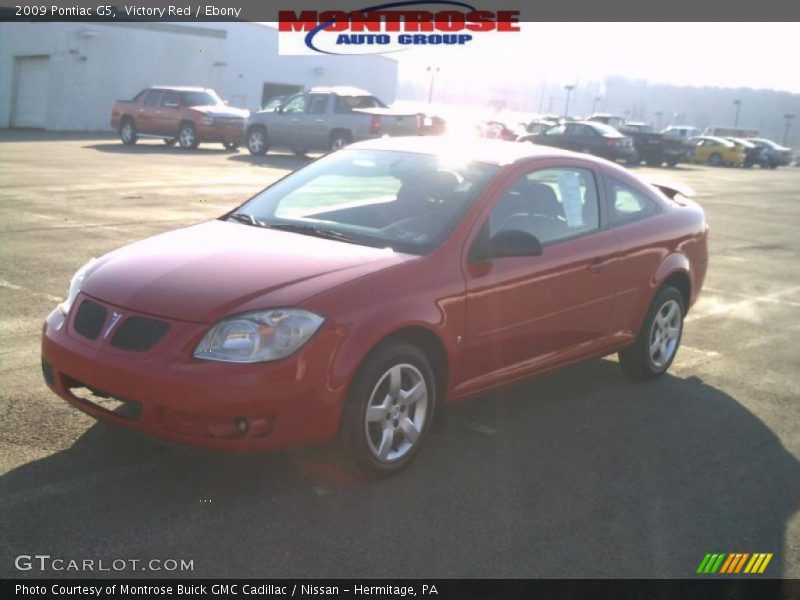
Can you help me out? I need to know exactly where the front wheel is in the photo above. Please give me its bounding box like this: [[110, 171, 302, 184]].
[[709, 152, 723, 166], [329, 131, 351, 151], [164, 138, 177, 147], [247, 127, 268, 155], [619, 286, 684, 380], [178, 123, 199, 150], [223, 141, 239, 151], [338, 341, 437, 477]]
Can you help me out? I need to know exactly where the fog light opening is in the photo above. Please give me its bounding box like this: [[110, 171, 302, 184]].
[[235, 417, 249, 436]]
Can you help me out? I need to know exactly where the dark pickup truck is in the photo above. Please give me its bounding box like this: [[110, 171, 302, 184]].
[[589, 115, 691, 167]]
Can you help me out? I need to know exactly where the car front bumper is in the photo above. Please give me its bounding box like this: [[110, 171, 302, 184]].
[[41, 299, 347, 452]]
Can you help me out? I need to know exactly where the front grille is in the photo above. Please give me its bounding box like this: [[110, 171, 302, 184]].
[[73, 299, 107, 340], [41, 359, 54, 386], [110, 316, 170, 352], [215, 117, 244, 128]]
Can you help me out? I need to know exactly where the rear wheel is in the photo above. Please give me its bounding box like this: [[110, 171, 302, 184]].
[[329, 131, 351, 151], [619, 286, 684, 380], [119, 118, 137, 145], [709, 152, 723, 166], [292, 148, 307, 157], [223, 141, 239, 151], [338, 341, 437, 477], [666, 157, 680, 167], [178, 123, 199, 150], [163, 138, 176, 147]]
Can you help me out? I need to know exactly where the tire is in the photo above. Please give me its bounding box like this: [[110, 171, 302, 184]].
[[119, 118, 137, 145], [163, 138, 177, 147], [618, 286, 685, 380], [338, 341, 437, 477], [178, 122, 199, 150], [222, 141, 239, 151], [329, 131, 351, 152], [246, 127, 268, 156], [626, 151, 641, 166], [709, 152, 723, 166], [645, 158, 662, 167], [666, 158, 680, 168], [292, 148, 307, 157]]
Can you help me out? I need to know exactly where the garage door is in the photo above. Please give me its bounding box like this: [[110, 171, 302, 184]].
[[12, 56, 49, 128]]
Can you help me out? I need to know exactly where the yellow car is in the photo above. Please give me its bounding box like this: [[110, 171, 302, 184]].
[[688, 136, 745, 166]]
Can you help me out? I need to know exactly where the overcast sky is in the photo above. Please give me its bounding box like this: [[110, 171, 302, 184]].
[[393, 22, 800, 93]]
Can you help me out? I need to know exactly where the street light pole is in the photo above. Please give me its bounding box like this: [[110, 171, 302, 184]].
[[783, 114, 795, 146], [591, 96, 601, 115], [563, 85, 575, 118], [426, 66, 440, 104], [733, 100, 741, 128], [655, 111, 663, 130]]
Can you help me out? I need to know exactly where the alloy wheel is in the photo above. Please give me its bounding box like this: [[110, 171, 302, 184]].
[[648, 299, 682, 369]]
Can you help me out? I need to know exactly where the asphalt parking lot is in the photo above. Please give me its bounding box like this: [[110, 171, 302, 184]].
[[1, 131, 799, 579]]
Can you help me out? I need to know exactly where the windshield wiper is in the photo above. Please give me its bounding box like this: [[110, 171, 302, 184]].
[[228, 212, 268, 228], [270, 223, 359, 244]]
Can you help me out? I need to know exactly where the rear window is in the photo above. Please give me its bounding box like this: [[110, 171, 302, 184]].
[[335, 95, 386, 113]]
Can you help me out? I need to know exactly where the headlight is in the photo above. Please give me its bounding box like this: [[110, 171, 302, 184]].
[[201, 116, 215, 125], [194, 309, 324, 363], [58, 258, 96, 316]]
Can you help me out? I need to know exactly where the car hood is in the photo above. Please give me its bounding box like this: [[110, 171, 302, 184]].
[[192, 105, 250, 119], [82, 220, 413, 323]]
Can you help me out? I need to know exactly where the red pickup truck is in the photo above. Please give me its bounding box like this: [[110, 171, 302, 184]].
[[110, 86, 249, 150]]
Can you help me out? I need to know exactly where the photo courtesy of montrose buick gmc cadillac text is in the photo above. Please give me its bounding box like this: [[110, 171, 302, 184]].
[[41, 137, 708, 476]]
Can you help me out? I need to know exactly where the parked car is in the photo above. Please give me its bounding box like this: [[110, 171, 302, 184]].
[[687, 136, 745, 166], [747, 138, 793, 169], [42, 137, 708, 476], [478, 120, 520, 141], [725, 137, 766, 168], [519, 120, 638, 164], [524, 118, 560, 135], [590, 115, 690, 167], [245, 86, 420, 156], [110, 86, 248, 150]]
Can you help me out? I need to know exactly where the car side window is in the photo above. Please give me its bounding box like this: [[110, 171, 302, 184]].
[[606, 178, 660, 225], [143, 90, 161, 107], [544, 124, 565, 136], [307, 95, 328, 115], [488, 167, 601, 245], [160, 90, 178, 107], [282, 95, 307, 114]]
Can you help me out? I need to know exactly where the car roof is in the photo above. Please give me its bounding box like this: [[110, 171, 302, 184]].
[[346, 136, 595, 166], [308, 86, 373, 96], [151, 86, 212, 92]]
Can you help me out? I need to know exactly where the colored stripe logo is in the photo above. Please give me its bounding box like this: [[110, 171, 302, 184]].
[[696, 553, 773, 574]]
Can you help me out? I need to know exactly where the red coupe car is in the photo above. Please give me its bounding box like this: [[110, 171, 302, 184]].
[[42, 137, 708, 476]]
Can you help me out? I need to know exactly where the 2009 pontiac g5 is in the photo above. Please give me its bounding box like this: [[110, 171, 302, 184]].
[[42, 137, 708, 476]]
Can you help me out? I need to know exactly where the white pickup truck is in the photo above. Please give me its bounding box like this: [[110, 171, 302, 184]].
[[245, 86, 420, 156]]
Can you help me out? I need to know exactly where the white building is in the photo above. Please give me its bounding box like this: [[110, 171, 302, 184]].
[[0, 22, 398, 131]]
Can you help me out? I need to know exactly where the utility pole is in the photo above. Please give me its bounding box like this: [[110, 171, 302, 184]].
[[783, 114, 795, 145], [591, 96, 601, 115], [426, 66, 440, 104], [655, 111, 663, 130], [733, 99, 741, 128], [563, 84, 575, 118]]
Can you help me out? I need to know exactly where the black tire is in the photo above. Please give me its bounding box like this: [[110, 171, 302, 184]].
[[223, 141, 239, 151], [247, 127, 269, 156], [329, 131, 351, 152], [709, 152, 723, 166], [338, 341, 437, 477], [119, 118, 137, 145], [626, 152, 641, 166], [178, 122, 199, 150], [666, 158, 680, 168], [292, 148, 307, 157], [645, 157, 662, 167], [619, 286, 685, 380], [163, 138, 177, 146]]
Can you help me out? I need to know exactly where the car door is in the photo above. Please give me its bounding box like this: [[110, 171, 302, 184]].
[[270, 93, 308, 149], [303, 93, 331, 150], [460, 160, 620, 389], [156, 89, 181, 137], [137, 89, 162, 135]]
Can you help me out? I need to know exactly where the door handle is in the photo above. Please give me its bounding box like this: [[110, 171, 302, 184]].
[[291, 118, 300, 123], [315, 119, 325, 123], [588, 256, 608, 273]]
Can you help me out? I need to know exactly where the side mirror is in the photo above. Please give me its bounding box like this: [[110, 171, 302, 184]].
[[471, 229, 543, 262]]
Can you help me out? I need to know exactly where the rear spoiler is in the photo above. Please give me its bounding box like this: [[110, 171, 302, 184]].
[[643, 176, 695, 199]]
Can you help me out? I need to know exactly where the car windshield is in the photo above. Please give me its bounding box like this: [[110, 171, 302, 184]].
[[180, 91, 221, 106], [231, 149, 499, 255]]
